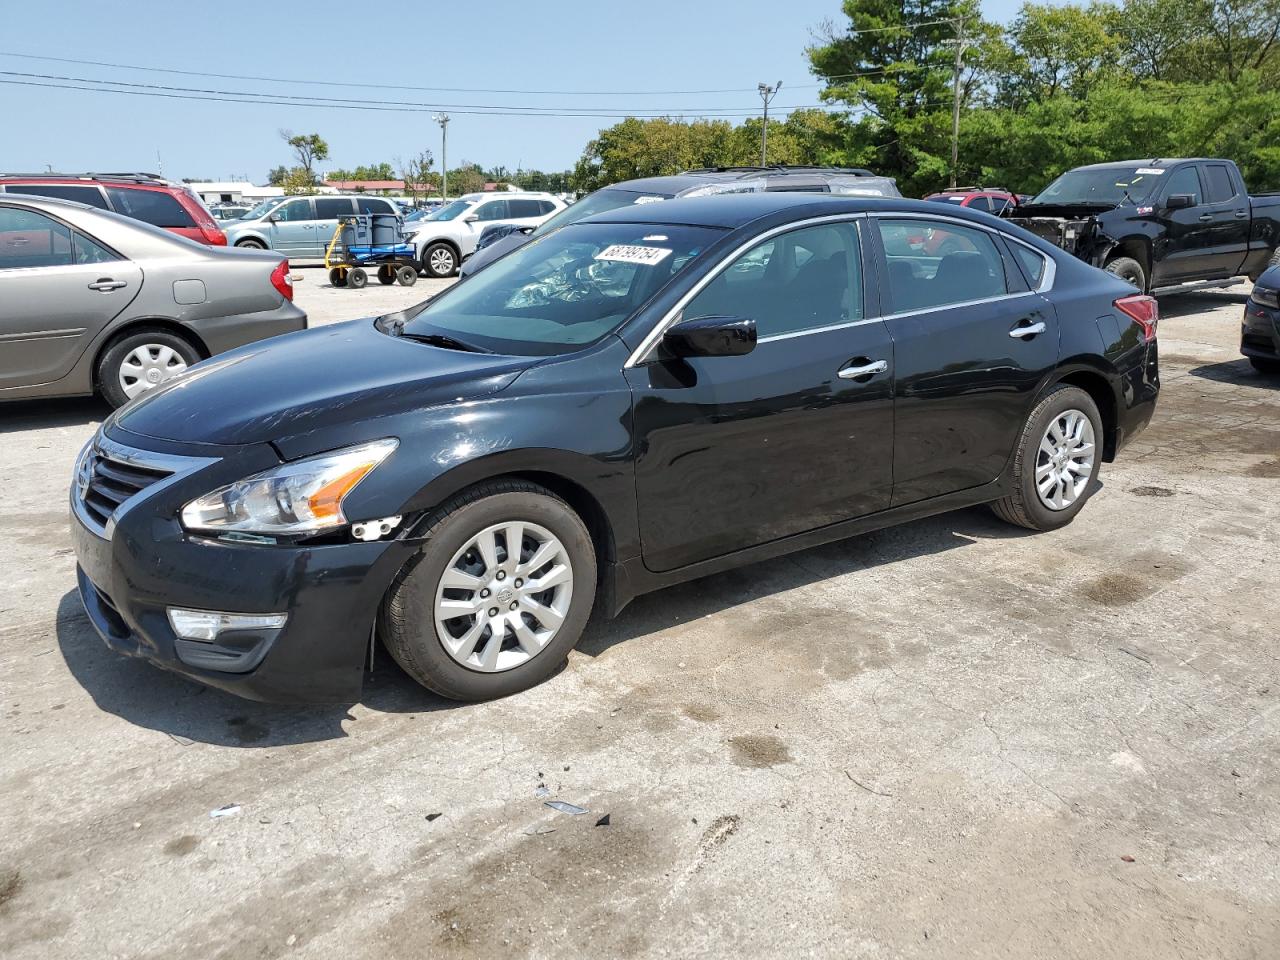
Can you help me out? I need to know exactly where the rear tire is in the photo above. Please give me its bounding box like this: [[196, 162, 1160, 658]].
[[328, 267, 347, 288], [348, 267, 368, 289], [380, 481, 597, 701], [1105, 256, 1146, 292], [377, 265, 396, 285], [396, 265, 418, 286], [1249, 356, 1280, 375], [990, 385, 1103, 532], [97, 327, 202, 408], [235, 239, 267, 250]]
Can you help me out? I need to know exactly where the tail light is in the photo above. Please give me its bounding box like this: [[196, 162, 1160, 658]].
[[199, 224, 227, 246], [270, 260, 294, 302], [183, 187, 228, 245], [1114, 294, 1158, 342]]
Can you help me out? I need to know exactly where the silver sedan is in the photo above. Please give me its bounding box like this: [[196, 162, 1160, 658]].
[[0, 194, 306, 407]]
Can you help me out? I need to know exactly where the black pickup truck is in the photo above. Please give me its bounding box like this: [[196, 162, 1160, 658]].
[[1007, 158, 1280, 294]]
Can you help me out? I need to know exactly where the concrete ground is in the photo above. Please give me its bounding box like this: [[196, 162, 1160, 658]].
[[1, 274, 1277, 959]]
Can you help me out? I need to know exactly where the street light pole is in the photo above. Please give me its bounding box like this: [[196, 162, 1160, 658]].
[[947, 19, 969, 189], [757, 81, 781, 166], [433, 113, 450, 201]]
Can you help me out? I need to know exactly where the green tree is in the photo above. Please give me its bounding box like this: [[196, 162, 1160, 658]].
[[266, 165, 289, 186], [279, 130, 329, 183]]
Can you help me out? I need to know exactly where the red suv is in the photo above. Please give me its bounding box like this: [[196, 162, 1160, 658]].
[[923, 187, 1019, 215], [0, 173, 226, 245]]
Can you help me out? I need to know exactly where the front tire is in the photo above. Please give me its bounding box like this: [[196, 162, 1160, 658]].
[[990, 385, 1103, 531], [235, 239, 267, 250], [97, 328, 202, 408], [1105, 256, 1146, 292], [1250, 356, 1280, 375], [423, 242, 458, 278], [380, 481, 597, 701]]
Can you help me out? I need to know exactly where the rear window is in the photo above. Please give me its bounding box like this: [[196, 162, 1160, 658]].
[[1009, 242, 1048, 288], [3, 183, 111, 210], [315, 197, 354, 219], [106, 187, 196, 228], [507, 199, 544, 218], [356, 197, 393, 214], [1202, 164, 1237, 204]]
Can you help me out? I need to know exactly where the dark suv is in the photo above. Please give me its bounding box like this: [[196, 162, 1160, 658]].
[[0, 173, 227, 246], [459, 166, 901, 277]]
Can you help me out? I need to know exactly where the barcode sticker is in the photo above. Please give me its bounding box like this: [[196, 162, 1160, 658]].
[[594, 244, 672, 266]]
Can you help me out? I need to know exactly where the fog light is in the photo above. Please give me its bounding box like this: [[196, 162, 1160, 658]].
[[167, 608, 288, 641]]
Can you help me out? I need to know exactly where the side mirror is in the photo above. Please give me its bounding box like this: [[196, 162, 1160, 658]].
[[464, 214, 479, 223], [1166, 194, 1196, 210], [267, 213, 281, 223], [663, 315, 756, 358]]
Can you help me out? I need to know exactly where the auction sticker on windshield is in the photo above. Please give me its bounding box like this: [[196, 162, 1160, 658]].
[[595, 244, 672, 266], [1134, 168, 1165, 175]]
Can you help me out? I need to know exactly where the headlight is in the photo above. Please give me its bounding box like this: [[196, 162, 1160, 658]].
[[1252, 286, 1279, 309], [181, 438, 397, 535]]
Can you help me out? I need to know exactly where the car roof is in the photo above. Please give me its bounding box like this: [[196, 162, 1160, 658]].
[[608, 166, 893, 196], [578, 192, 990, 230], [1068, 158, 1210, 171]]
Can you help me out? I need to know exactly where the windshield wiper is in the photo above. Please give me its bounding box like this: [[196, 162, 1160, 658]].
[[397, 331, 492, 354]]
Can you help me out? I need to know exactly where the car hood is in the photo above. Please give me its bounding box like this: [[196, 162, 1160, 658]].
[[112, 318, 534, 447], [1011, 202, 1117, 218]]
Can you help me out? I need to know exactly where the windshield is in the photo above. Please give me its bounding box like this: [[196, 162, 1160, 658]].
[[424, 199, 474, 221], [395, 221, 721, 356], [928, 195, 966, 205], [242, 197, 287, 220], [1031, 167, 1163, 206], [531, 188, 672, 238]]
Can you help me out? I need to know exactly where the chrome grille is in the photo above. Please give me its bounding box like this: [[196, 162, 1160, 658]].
[[82, 453, 172, 528]]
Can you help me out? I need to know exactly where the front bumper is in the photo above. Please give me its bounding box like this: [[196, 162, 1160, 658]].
[[188, 301, 308, 357], [69, 429, 415, 703], [1242, 298, 1280, 360]]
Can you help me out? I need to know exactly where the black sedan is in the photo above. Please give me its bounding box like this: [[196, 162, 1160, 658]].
[[70, 193, 1160, 703]]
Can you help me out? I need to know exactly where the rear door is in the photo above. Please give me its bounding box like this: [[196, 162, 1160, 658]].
[[870, 215, 1059, 507], [626, 218, 894, 572], [313, 197, 356, 256], [0, 205, 141, 389], [1198, 162, 1251, 277]]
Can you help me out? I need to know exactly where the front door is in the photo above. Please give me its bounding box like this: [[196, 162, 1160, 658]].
[[627, 219, 895, 573], [267, 198, 316, 256], [0, 206, 141, 390], [872, 216, 1060, 506]]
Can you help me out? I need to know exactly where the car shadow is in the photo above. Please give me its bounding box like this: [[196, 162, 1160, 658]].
[[0, 396, 108, 434], [56, 503, 1036, 748], [1157, 289, 1249, 319], [1187, 358, 1279, 387]]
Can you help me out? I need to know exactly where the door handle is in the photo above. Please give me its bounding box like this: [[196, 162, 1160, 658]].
[[837, 359, 888, 380], [1009, 321, 1046, 339], [1234, 210, 1249, 219], [88, 279, 127, 292], [1198, 213, 1214, 222]]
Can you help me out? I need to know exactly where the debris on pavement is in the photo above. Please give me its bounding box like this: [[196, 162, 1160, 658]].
[[595, 814, 611, 827], [544, 800, 587, 815], [524, 824, 556, 836], [534, 784, 551, 798], [1121, 855, 1136, 862], [209, 804, 241, 819], [425, 812, 443, 822]]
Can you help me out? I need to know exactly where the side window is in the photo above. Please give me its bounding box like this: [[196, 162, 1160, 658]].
[[276, 199, 313, 222], [105, 188, 196, 227], [507, 199, 543, 218], [356, 197, 391, 214], [877, 219, 1008, 312], [1009, 242, 1047, 289], [473, 200, 508, 221], [1202, 164, 1237, 204], [539, 200, 557, 215], [0, 207, 74, 269], [314, 197, 354, 220], [1165, 166, 1202, 204], [969, 196, 995, 213], [7, 183, 111, 210], [73, 232, 119, 265], [684, 222, 863, 338]]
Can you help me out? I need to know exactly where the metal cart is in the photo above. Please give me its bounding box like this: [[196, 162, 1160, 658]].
[[324, 213, 419, 289]]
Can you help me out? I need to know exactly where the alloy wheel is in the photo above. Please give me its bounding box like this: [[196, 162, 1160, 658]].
[[433, 521, 573, 672], [1035, 408, 1095, 510], [429, 247, 455, 275], [118, 344, 189, 399]]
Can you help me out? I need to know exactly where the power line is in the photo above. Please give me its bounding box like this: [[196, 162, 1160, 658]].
[[0, 76, 847, 120]]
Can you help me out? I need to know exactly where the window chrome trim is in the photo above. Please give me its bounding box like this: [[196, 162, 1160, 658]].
[[870, 210, 1057, 294], [881, 290, 1040, 322], [71, 433, 218, 540], [624, 212, 869, 368], [757, 315, 886, 344]]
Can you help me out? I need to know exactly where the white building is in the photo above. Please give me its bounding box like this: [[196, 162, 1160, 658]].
[[188, 181, 284, 205]]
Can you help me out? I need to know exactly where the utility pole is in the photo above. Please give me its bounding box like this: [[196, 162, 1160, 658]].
[[757, 81, 781, 166], [433, 113, 450, 201], [947, 19, 969, 189]]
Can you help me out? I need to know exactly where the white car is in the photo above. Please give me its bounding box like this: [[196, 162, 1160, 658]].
[[404, 192, 565, 277]]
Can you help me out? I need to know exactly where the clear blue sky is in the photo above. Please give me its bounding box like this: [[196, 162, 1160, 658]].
[[2, 0, 1034, 182]]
